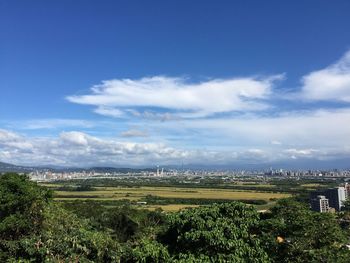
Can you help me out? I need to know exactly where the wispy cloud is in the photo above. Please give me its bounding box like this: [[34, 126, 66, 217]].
[[126, 109, 178, 121], [300, 50, 350, 102], [8, 119, 95, 130], [94, 107, 125, 118], [270, 140, 282, 145], [67, 75, 284, 118], [120, 129, 149, 138], [173, 108, 350, 149]]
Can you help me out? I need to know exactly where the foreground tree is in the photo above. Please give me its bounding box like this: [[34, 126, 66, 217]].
[[2, 173, 350, 262], [23, 204, 121, 262], [259, 198, 350, 263], [122, 238, 170, 263], [0, 173, 52, 260], [0, 173, 120, 262], [160, 202, 270, 262]]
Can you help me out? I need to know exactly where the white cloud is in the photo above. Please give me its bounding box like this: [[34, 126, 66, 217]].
[[270, 140, 282, 145], [0, 129, 187, 166], [11, 119, 95, 130], [120, 129, 149, 138], [301, 50, 350, 102], [126, 109, 178, 121], [60, 131, 90, 146], [94, 107, 124, 118], [0, 129, 20, 141], [67, 75, 283, 118], [0, 129, 203, 166], [0, 125, 349, 167], [0, 129, 33, 151], [284, 148, 318, 157], [145, 107, 350, 151]]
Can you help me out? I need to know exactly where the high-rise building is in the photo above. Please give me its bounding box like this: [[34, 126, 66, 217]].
[[310, 195, 330, 213], [310, 187, 346, 212], [323, 187, 346, 211]]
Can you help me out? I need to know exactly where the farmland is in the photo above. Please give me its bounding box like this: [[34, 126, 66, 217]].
[[49, 184, 291, 211], [40, 175, 341, 211], [54, 185, 289, 200]]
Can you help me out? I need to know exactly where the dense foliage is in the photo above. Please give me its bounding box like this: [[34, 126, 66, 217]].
[[142, 195, 268, 205], [160, 202, 269, 262], [0, 174, 119, 262], [258, 199, 350, 262], [1, 173, 350, 262]]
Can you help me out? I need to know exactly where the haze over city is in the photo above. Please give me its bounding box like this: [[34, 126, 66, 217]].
[[1, 0, 350, 168]]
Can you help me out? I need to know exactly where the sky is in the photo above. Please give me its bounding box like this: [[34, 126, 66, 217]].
[[1, 0, 350, 168]]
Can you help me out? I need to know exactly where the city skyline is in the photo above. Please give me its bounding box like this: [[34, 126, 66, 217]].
[[1, 1, 350, 167]]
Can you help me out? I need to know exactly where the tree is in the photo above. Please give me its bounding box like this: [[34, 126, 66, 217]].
[[341, 198, 350, 212], [0, 173, 52, 240], [0, 173, 121, 262], [258, 198, 350, 263], [122, 238, 170, 263], [0, 173, 52, 260], [160, 202, 270, 262], [25, 204, 121, 262]]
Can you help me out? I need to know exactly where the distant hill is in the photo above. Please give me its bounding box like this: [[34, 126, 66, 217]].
[[87, 167, 156, 173], [1, 160, 348, 173], [0, 161, 156, 174], [0, 162, 37, 173]]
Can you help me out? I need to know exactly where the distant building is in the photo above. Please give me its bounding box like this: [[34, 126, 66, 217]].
[[310, 195, 330, 213]]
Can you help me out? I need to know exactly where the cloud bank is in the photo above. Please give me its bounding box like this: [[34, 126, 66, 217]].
[[0, 128, 348, 168]]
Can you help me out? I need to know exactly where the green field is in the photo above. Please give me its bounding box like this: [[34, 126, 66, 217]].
[[231, 182, 276, 188], [300, 183, 322, 188]]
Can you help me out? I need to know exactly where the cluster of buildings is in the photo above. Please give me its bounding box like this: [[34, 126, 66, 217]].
[[29, 170, 95, 181], [310, 183, 350, 212], [265, 168, 350, 178], [25, 167, 350, 182]]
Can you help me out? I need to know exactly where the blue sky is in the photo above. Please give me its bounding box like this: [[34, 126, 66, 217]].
[[1, 0, 350, 168]]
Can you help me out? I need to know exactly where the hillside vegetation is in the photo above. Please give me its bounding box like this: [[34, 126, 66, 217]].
[[1, 173, 350, 262]]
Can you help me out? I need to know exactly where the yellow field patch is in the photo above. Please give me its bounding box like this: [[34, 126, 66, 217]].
[[54, 186, 290, 201]]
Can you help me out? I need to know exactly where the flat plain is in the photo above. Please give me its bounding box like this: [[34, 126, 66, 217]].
[[54, 186, 290, 200]]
